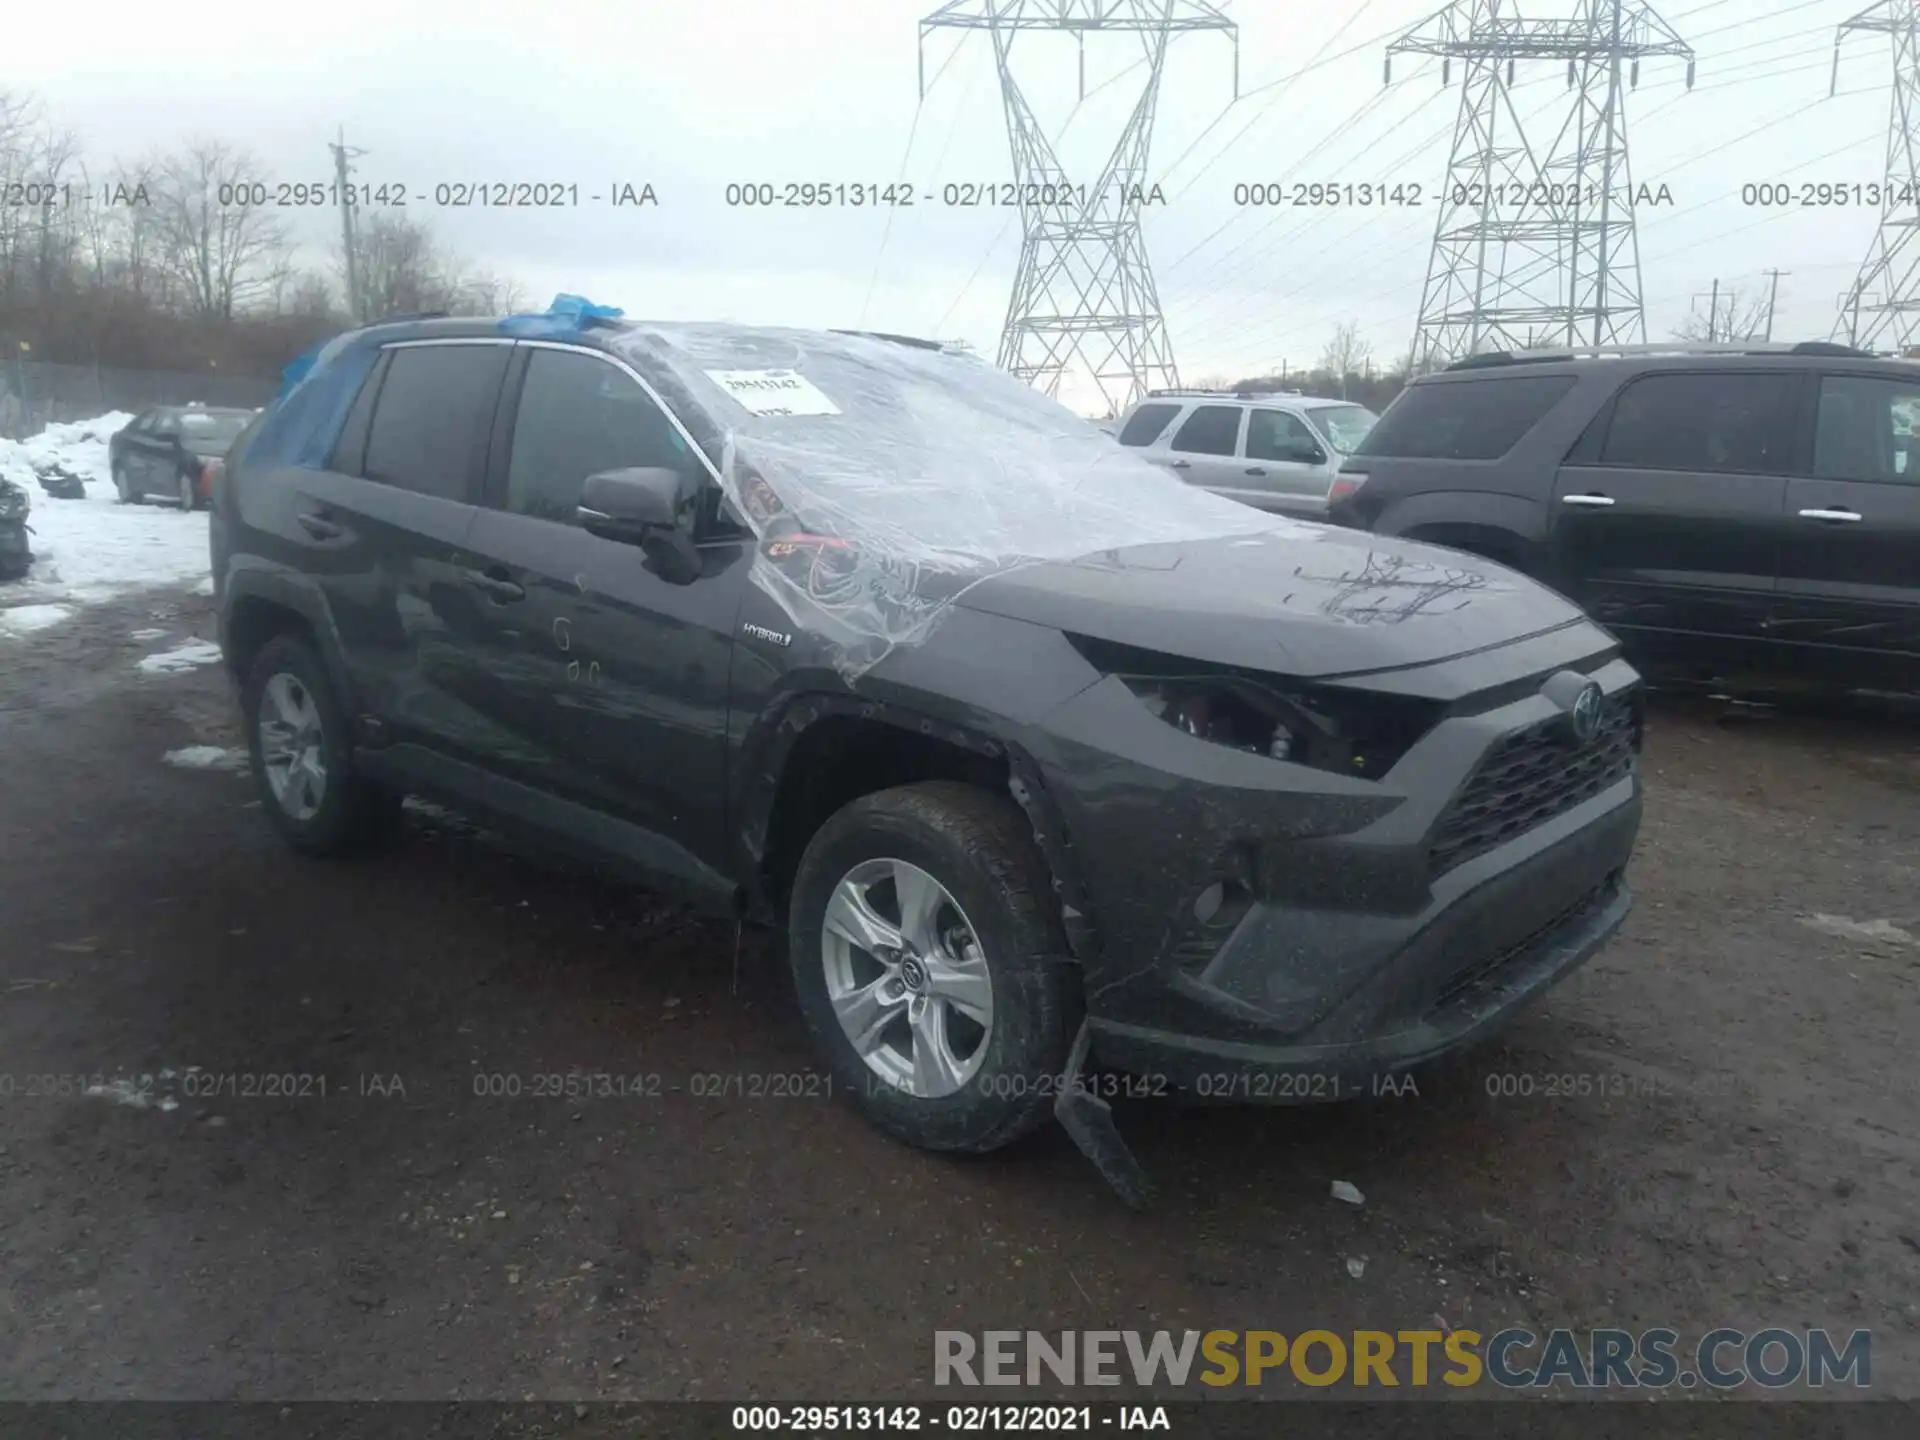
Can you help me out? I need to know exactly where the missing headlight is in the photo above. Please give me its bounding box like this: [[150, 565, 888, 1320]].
[[1121, 678, 1309, 762], [1070, 634, 1443, 780]]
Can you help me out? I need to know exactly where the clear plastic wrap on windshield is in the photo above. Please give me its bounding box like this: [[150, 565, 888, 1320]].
[[606, 324, 1309, 680]]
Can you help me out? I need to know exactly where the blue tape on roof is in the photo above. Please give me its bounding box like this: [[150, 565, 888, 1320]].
[[500, 292, 625, 338], [277, 341, 326, 400], [247, 339, 381, 471]]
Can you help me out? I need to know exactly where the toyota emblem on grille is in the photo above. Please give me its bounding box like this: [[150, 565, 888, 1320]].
[[1541, 670, 1606, 747], [1569, 682, 1603, 744]]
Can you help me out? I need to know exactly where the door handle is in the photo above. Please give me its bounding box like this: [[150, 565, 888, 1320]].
[[296, 511, 343, 540], [1561, 493, 1616, 507], [1797, 507, 1862, 523], [1168, 459, 1191, 470], [1244, 467, 1268, 477], [460, 565, 526, 602]]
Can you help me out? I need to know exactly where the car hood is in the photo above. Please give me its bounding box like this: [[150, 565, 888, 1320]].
[[953, 525, 1588, 679]]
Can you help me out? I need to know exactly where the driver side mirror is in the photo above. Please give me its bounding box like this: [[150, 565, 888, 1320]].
[[578, 467, 702, 584]]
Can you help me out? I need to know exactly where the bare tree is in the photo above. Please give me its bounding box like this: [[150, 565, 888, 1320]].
[[1319, 320, 1373, 399], [150, 141, 294, 319], [452, 267, 526, 317], [1673, 286, 1771, 344]]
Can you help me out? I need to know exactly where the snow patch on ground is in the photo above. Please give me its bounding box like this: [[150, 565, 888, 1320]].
[[138, 639, 223, 674], [0, 412, 134, 490], [0, 602, 73, 635], [1798, 914, 1916, 947], [129, 627, 167, 641], [84, 1078, 181, 1113], [1, 411, 214, 613], [164, 745, 249, 773]]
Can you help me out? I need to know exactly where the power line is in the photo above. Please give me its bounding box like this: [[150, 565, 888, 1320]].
[[1156, 0, 1381, 203], [1210, 116, 1883, 369], [859, 35, 968, 326], [1159, 72, 1417, 276], [1173, 74, 1572, 356]]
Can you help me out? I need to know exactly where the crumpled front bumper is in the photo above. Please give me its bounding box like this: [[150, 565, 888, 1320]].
[[1020, 655, 1644, 1097]]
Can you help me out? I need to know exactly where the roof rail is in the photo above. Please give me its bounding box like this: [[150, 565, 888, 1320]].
[[1445, 339, 1877, 370], [366, 311, 451, 326], [1146, 385, 1306, 399], [829, 328, 947, 351]]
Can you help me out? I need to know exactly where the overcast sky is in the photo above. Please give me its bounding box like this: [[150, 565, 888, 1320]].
[[8, 0, 1905, 412]]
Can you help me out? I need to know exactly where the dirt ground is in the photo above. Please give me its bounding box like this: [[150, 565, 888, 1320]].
[[2, 582, 1918, 1403]]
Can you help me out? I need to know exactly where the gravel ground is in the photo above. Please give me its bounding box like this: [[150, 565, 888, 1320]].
[[2, 583, 1917, 1403]]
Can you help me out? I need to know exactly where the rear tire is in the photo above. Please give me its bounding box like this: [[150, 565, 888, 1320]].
[[787, 781, 1079, 1154], [241, 634, 401, 857]]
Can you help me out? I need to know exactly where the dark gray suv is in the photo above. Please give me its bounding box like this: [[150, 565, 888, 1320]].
[[211, 307, 1644, 1162], [1329, 341, 1920, 692]]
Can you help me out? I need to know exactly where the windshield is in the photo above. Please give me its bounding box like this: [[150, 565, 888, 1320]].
[[610, 323, 1305, 675], [176, 411, 254, 446], [1308, 404, 1379, 453]]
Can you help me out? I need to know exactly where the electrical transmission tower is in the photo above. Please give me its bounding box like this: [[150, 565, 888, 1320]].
[[920, 1, 1237, 415], [1833, 2, 1920, 351], [1388, 0, 1692, 370]]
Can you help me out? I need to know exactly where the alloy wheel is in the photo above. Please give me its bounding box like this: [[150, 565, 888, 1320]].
[[258, 672, 328, 821], [820, 857, 994, 1098]]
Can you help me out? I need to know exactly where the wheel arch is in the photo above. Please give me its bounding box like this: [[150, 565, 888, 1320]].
[[219, 570, 357, 715], [1383, 492, 1545, 574], [738, 695, 1098, 966]]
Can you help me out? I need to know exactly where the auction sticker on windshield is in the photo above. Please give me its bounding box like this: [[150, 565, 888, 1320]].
[[704, 369, 841, 417]]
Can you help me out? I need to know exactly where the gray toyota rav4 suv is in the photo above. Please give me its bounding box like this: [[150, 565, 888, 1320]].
[[211, 304, 1644, 1163]]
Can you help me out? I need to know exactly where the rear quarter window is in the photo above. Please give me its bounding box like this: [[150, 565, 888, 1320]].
[[1116, 402, 1181, 447], [1355, 374, 1577, 461]]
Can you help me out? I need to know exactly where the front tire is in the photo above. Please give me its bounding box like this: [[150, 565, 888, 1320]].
[[112, 463, 136, 504], [788, 781, 1079, 1154], [241, 634, 400, 856]]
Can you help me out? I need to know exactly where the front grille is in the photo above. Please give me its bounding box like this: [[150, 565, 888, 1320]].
[[1428, 691, 1640, 877]]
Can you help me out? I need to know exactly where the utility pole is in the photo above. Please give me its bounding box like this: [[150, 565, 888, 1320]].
[[920, 1, 1238, 415], [1762, 267, 1788, 341], [1707, 278, 1719, 342], [329, 126, 367, 324], [1388, 0, 1694, 369], [1833, 2, 1920, 349]]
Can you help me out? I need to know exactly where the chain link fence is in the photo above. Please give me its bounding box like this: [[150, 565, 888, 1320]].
[[0, 358, 279, 440]]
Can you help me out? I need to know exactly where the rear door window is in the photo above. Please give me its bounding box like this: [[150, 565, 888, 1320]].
[[1116, 402, 1181, 447], [1599, 372, 1800, 475], [362, 343, 511, 502], [1355, 375, 1576, 461], [1813, 375, 1920, 482], [1170, 404, 1244, 456]]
